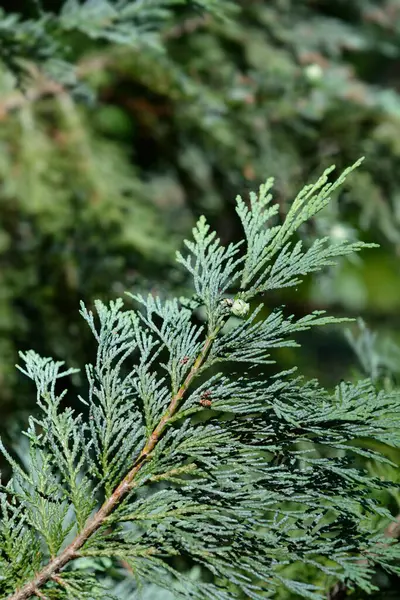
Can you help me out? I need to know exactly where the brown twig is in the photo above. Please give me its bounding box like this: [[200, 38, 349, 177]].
[[7, 330, 217, 600], [50, 575, 67, 588], [32, 590, 48, 600], [0, 56, 114, 119], [163, 15, 210, 40], [385, 515, 400, 539], [327, 581, 348, 600], [0, 79, 65, 118]]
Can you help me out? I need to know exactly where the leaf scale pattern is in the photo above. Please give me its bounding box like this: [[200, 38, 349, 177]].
[[1, 162, 400, 600]]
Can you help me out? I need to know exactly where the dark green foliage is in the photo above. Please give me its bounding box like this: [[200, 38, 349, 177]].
[[1, 164, 400, 600], [2, 0, 400, 424], [1, 3, 400, 597], [0, 0, 234, 82]]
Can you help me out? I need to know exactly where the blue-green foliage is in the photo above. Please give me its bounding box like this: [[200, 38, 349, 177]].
[[1, 163, 400, 599], [0, 0, 234, 84]]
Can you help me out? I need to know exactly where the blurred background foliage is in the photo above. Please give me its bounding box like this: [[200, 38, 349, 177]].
[[1, 0, 400, 598]]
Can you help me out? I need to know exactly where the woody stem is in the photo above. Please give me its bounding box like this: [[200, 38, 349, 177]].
[[7, 328, 218, 600]]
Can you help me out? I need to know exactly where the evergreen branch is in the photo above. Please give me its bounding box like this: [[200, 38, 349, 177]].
[[0, 77, 65, 118], [0, 15, 209, 121], [0, 0, 231, 119], [327, 514, 400, 600], [0, 55, 115, 118], [6, 327, 218, 600], [2, 162, 399, 600], [32, 589, 48, 600], [163, 13, 211, 39], [386, 516, 400, 539]]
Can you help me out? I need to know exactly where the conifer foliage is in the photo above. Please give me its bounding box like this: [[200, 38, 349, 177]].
[[0, 0, 234, 81], [1, 163, 400, 600], [3, 0, 400, 435]]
